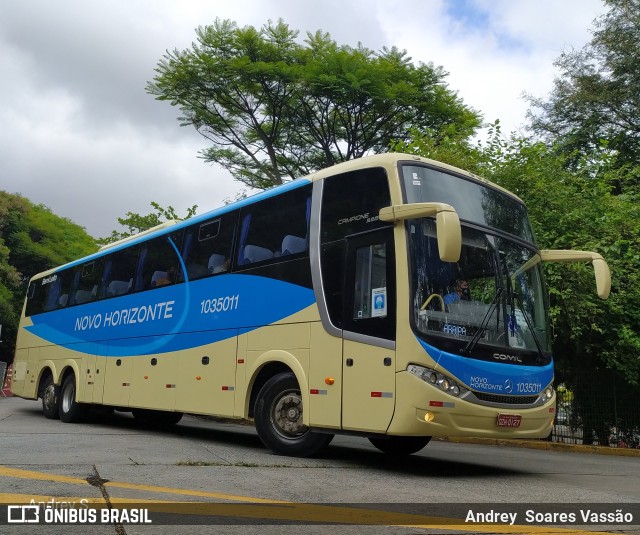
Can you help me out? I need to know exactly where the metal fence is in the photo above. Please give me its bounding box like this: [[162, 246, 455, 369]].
[[551, 367, 640, 448]]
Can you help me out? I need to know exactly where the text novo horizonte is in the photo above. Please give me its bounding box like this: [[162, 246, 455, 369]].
[[74, 301, 175, 331]]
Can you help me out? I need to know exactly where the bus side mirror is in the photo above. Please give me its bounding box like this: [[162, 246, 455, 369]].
[[379, 202, 461, 262], [540, 250, 612, 299]]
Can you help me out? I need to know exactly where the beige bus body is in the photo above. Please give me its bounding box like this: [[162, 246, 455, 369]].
[[11, 153, 610, 455]]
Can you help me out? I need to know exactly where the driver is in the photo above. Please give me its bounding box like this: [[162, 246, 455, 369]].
[[444, 279, 471, 305]]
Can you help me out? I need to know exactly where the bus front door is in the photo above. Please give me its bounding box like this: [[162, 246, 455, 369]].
[[341, 230, 396, 433]]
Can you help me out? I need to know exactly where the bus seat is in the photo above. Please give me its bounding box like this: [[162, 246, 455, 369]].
[[208, 254, 226, 274], [107, 279, 131, 297], [150, 271, 168, 287], [74, 290, 94, 304], [58, 294, 69, 307], [243, 245, 273, 264], [281, 235, 307, 255]]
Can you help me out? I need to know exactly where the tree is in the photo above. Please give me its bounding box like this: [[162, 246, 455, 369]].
[[526, 0, 640, 177], [99, 202, 198, 245], [147, 19, 481, 189], [394, 128, 640, 386], [0, 192, 98, 362]]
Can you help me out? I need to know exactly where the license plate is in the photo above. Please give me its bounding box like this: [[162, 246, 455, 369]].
[[497, 414, 521, 428]]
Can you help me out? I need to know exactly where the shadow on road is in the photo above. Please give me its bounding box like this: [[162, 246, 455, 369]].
[[10, 401, 523, 478]]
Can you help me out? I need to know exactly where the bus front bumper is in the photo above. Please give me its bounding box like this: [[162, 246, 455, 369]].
[[387, 371, 555, 439]]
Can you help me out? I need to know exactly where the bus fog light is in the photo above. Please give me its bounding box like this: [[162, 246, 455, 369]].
[[424, 412, 435, 422], [544, 386, 553, 400]]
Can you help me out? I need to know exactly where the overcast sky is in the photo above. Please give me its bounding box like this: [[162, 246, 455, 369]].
[[0, 0, 606, 239]]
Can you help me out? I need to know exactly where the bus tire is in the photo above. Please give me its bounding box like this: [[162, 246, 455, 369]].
[[254, 372, 334, 457], [132, 409, 183, 427], [59, 375, 87, 423], [368, 436, 431, 455], [41, 376, 60, 420]]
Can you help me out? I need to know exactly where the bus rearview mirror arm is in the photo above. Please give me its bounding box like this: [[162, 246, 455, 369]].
[[379, 203, 462, 262], [514, 250, 611, 300], [539, 250, 611, 300]]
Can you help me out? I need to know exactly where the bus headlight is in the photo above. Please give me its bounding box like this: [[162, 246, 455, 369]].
[[543, 386, 554, 400], [407, 364, 467, 398]]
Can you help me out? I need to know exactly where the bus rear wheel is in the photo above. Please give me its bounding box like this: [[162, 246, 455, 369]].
[[254, 372, 333, 457], [41, 376, 60, 420], [59, 375, 87, 423], [368, 436, 431, 455]]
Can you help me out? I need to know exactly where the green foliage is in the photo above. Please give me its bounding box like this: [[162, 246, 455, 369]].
[[0, 191, 98, 362], [526, 0, 640, 177], [147, 18, 481, 189], [397, 128, 640, 385], [99, 202, 198, 245]]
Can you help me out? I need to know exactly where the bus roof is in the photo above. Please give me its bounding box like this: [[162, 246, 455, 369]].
[[30, 153, 523, 281], [308, 152, 524, 204]]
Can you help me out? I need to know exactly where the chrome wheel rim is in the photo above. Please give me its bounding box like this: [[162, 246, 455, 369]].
[[271, 389, 308, 439]]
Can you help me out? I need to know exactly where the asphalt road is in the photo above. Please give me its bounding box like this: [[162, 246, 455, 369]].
[[1, 396, 638, 534]]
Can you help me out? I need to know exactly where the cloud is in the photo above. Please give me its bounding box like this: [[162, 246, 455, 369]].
[[0, 0, 606, 238], [377, 0, 604, 135]]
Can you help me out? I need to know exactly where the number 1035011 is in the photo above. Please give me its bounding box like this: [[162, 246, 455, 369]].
[[200, 295, 240, 314]]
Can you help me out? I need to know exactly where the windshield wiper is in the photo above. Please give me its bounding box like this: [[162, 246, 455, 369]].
[[504, 256, 548, 360], [461, 287, 504, 356], [511, 281, 548, 360]]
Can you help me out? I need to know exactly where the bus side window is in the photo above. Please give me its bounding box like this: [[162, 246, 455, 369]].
[[140, 232, 183, 291], [236, 185, 310, 268], [57, 270, 73, 309], [352, 243, 388, 320], [71, 260, 102, 305], [101, 248, 139, 299], [25, 281, 41, 316], [181, 212, 237, 282], [42, 273, 64, 312], [343, 231, 396, 341], [320, 168, 392, 331]]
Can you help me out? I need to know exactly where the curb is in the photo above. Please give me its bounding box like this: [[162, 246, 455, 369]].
[[442, 436, 640, 457]]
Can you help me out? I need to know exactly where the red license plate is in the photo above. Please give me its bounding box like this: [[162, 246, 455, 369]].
[[497, 414, 522, 428]]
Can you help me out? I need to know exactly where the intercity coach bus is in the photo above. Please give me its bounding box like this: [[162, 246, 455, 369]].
[[10, 153, 611, 457]]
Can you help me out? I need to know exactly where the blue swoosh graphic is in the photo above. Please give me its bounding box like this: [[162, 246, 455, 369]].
[[416, 336, 553, 395], [26, 275, 315, 357]]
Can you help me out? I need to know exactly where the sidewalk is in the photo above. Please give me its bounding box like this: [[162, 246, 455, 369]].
[[443, 436, 640, 457]]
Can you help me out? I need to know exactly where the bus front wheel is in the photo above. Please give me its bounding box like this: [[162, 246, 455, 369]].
[[254, 372, 333, 457], [59, 375, 87, 423], [368, 436, 431, 455], [41, 376, 60, 420]]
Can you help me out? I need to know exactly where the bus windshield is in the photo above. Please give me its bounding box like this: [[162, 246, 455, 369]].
[[407, 217, 551, 359], [401, 164, 535, 242]]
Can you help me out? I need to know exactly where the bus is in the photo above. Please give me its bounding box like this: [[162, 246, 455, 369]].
[[10, 153, 611, 457]]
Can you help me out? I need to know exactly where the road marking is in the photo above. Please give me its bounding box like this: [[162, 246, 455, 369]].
[[0, 465, 281, 503], [0, 466, 89, 486], [0, 466, 624, 534], [103, 480, 281, 503]]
